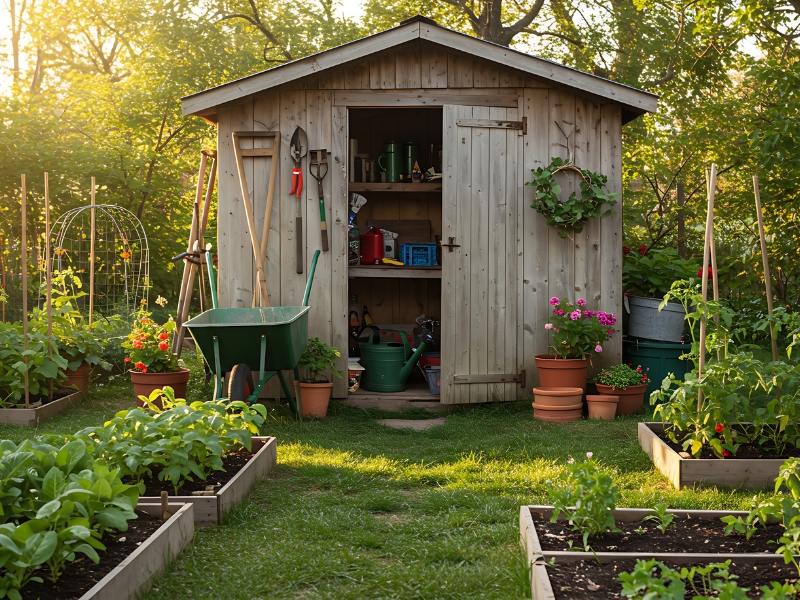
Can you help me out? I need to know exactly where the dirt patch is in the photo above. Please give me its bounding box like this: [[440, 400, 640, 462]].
[[135, 448, 254, 496]]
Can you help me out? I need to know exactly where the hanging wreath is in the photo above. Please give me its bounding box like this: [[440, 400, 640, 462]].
[[525, 156, 619, 238]]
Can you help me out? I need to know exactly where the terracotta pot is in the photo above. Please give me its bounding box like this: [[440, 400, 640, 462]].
[[64, 362, 90, 396], [299, 382, 333, 418], [131, 368, 191, 408], [595, 383, 647, 416], [532, 402, 584, 423], [534, 355, 590, 392], [586, 394, 619, 421]]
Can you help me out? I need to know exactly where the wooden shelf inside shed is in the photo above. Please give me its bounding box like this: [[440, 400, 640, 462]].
[[349, 265, 442, 279], [349, 182, 442, 192]]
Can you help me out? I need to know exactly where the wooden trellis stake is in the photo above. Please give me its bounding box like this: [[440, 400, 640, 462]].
[[88, 177, 96, 326], [754, 175, 778, 362], [45, 173, 53, 402], [697, 164, 717, 413], [21, 175, 29, 408]]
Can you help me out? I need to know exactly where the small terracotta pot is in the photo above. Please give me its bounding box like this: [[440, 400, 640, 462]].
[[586, 394, 619, 421], [532, 402, 584, 422], [64, 362, 90, 396], [130, 368, 191, 408], [299, 382, 333, 418], [595, 383, 647, 416], [534, 355, 590, 392]]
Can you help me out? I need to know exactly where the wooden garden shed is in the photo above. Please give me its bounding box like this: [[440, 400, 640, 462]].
[[181, 16, 657, 404]]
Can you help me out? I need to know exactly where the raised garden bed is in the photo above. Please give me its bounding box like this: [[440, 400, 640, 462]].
[[0, 390, 84, 426], [638, 422, 784, 489], [139, 436, 277, 523], [520, 505, 797, 600], [18, 502, 193, 600]]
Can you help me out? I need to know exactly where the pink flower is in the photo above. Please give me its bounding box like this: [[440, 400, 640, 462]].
[[586, 452, 593, 458], [595, 345, 603, 353], [570, 310, 581, 321], [549, 297, 560, 306], [553, 328, 560, 333], [545, 323, 553, 330], [556, 309, 565, 316], [577, 298, 586, 307], [583, 310, 595, 319], [607, 329, 614, 335], [567, 302, 573, 307]]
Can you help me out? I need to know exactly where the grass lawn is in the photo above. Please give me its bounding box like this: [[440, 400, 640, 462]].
[[7, 353, 768, 600]]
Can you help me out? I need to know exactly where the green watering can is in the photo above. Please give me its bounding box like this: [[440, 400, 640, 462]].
[[359, 326, 432, 392]]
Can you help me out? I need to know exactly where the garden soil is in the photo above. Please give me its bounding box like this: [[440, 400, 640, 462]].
[[546, 558, 799, 599], [532, 508, 785, 553], [20, 510, 163, 600], [657, 429, 792, 459], [136, 448, 254, 496]]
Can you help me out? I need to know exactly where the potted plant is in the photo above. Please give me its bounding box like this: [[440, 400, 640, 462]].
[[0, 322, 68, 406], [622, 246, 698, 342], [122, 312, 189, 405], [595, 363, 650, 416], [535, 297, 616, 392], [298, 337, 342, 418]]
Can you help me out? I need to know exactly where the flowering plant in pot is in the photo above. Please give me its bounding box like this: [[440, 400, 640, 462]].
[[595, 364, 650, 416], [535, 297, 616, 392], [298, 337, 342, 418], [121, 311, 189, 405]]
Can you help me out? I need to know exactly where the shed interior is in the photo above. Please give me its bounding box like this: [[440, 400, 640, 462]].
[[347, 107, 443, 398]]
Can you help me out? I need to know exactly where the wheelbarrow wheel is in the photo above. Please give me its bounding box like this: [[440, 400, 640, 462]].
[[228, 364, 255, 402]]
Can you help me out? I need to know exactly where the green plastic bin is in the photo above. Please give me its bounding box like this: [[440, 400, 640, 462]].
[[622, 338, 692, 396]]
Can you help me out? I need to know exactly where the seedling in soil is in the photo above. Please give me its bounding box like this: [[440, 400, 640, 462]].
[[644, 503, 675, 534]]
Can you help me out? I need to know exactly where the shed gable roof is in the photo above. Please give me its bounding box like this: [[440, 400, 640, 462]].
[[181, 16, 658, 119]]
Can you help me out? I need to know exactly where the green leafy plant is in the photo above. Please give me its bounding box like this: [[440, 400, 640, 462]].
[[545, 297, 616, 359], [549, 453, 620, 551], [619, 559, 751, 600], [643, 502, 674, 534], [121, 311, 179, 373], [622, 247, 698, 298], [77, 386, 267, 494], [525, 157, 618, 237], [597, 364, 649, 390], [298, 337, 342, 383], [0, 323, 68, 406]]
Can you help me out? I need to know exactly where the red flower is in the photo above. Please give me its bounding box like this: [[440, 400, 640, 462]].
[[141, 366, 148, 373], [722, 449, 731, 457], [697, 267, 713, 278], [636, 367, 643, 374], [132, 339, 143, 350], [641, 376, 648, 382], [158, 342, 168, 351], [124, 357, 131, 363], [623, 246, 631, 255], [639, 245, 647, 255], [715, 423, 724, 433], [159, 332, 169, 341]]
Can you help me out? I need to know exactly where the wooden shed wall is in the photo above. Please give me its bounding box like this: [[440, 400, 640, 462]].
[[214, 41, 623, 400]]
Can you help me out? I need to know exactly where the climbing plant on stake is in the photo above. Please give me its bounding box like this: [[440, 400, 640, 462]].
[[525, 156, 619, 238]]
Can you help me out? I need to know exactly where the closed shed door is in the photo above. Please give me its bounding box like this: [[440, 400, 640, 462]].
[[440, 104, 524, 404]]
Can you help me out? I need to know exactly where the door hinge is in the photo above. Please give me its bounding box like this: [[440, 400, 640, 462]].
[[440, 237, 461, 252]]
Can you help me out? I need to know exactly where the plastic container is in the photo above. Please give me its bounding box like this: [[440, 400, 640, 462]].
[[360, 227, 384, 265], [347, 360, 365, 393], [623, 338, 692, 396], [419, 352, 440, 369], [423, 365, 441, 395], [399, 243, 438, 266], [627, 296, 686, 342]]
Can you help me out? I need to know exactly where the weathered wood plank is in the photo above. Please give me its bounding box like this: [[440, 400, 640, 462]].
[[505, 102, 520, 401], [331, 105, 349, 397], [333, 89, 518, 107], [500, 69, 525, 88], [229, 101, 256, 307], [0, 391, 83, 426], [216, 107, 234, 307], [395, 46, 422, 89], [279, 91, 307, 310], [469, 106, 489, 403], [420, 43, 448, 88], [522, 89, 551, 385], [319, 68, 345, 89], [547, 90, 575, 301], [369, 53, 396, 89], [455, 105, 474, 403], [600, 104, 623, 366], [344, 61, 370, 89], [447, 54, 474, 88], [441, 104, 458, 404], [456, 118, 524, 130], [487, 106, 507, 402], [473, 61, 499, 87]]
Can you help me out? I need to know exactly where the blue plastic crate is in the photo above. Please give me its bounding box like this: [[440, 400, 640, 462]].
[[399, 243, 438, 266]]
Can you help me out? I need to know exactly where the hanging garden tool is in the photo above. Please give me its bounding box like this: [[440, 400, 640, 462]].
[[290, 127, 308, 273], [309, 149, 329, 252]]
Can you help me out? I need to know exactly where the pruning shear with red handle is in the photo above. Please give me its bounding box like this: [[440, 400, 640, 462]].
[[289, 126, 308, 273]]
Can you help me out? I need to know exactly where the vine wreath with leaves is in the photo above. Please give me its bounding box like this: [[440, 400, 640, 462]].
[[526, 156, 619, 238]]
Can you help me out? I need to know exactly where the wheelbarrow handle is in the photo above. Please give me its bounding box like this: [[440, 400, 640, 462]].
[[302, 250, 321, 307]]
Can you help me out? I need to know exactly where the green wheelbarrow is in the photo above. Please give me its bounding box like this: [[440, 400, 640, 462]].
[[184, 248, 320, 418]]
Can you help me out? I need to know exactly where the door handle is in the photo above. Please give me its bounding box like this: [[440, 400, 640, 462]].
[[440, 237, 461, 252]]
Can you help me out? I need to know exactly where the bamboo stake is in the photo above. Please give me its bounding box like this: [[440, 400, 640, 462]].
[[754, 175, 778, 362], [88, 177, 96, 326], [45, 173, 53, 402], [0, 232, 5, 323], [698, 164, 717, 414], [21, 175, 29, 408]]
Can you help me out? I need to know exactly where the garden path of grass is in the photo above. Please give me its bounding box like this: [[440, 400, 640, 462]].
[[4, 354, 769, 600]]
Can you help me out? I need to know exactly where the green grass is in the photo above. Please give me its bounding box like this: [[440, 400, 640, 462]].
[[7, 352, 768, 599]]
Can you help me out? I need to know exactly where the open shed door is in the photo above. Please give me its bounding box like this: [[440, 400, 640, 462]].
[[440, 104, 525, 404]]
